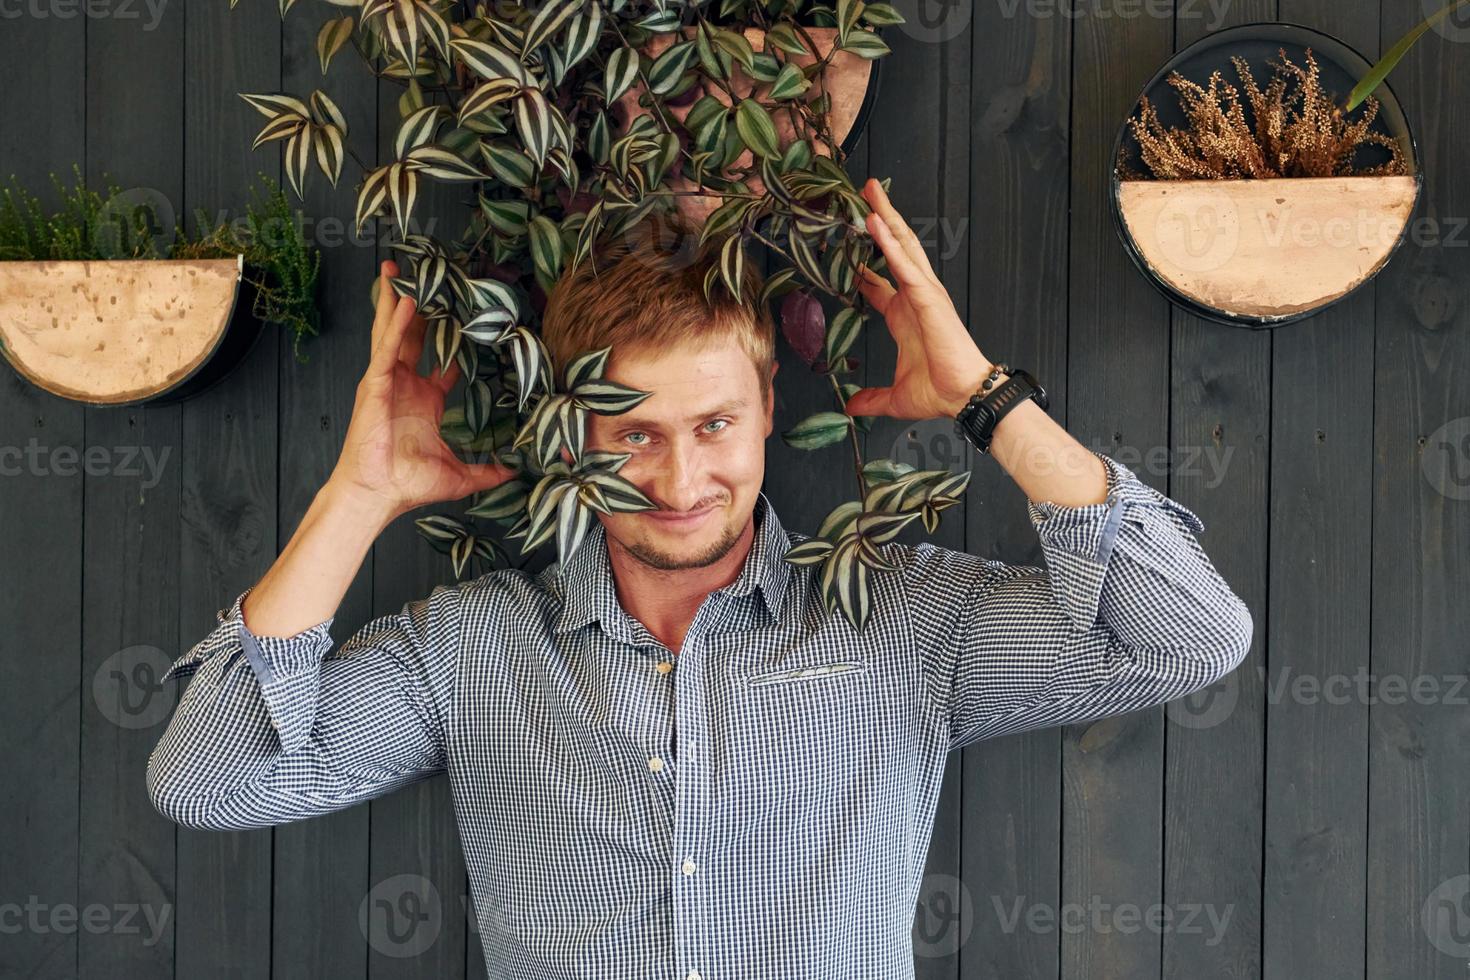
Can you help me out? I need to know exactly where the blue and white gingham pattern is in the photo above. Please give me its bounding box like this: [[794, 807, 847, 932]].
[[146, 448, 1252, 979]]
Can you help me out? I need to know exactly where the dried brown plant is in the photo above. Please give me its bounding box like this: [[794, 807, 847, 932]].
[[1118, 48, 1409, 179]]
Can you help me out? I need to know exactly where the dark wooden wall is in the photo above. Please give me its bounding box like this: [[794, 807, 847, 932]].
[[2, 0, 1467, 977]]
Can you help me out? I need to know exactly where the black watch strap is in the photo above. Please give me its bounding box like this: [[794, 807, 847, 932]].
[[954, 368, 1049, 455]]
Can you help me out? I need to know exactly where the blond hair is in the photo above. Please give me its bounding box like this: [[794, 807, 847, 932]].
[[540, 213, 775, 405]]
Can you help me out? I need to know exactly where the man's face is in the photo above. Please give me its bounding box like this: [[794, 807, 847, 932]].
[[581, 335, 777, 571]]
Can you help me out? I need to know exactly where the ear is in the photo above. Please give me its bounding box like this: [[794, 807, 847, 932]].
[[765, 361, 779, 433]]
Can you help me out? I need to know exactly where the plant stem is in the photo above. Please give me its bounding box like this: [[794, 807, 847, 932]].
[[827, 372, 868, 501]]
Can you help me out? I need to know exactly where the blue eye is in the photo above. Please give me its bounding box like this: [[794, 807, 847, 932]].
[[625, 431, 649, 446], [705, 419, 729, 433]]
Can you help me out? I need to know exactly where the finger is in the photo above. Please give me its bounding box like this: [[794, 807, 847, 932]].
[[368, 294, 418, 380], [370, 260, 400, 351], [399, 309, 430, 370], [862, 178, 939, 282], [866, 210, 933, 292], [843, 385, 894, 418], [433, 357, 462, 393], [464, 460, 519, 492], [855, 262, 895, 316]]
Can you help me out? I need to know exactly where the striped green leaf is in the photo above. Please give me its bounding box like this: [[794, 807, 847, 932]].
[[564, 346, 610, 388], [824, 306, 863, 367], [451, 38, 534, 86], [521, 0, 583, 57], [571, 379, 652, 415], [605, 46, 640, 104], [528, 213, 565, 288], [718, 234, 746, 302], [515, 87, 554, 167], [649, 40, 698, 96], [735, 98, 780, 159], [768, 62, 810, 101], [783, 538, 836, 565], [465, 478, 531, 522], [782, 411, 851, 450]]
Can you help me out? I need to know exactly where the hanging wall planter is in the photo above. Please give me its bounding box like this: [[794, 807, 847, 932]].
[[0, 255, 264, 406], [1110, 22, 1422, 328]]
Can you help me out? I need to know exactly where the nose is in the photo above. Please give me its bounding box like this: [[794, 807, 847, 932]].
[[648, 436, 708, 513]]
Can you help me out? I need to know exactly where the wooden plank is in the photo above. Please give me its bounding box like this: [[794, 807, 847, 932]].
[[1367, 0, 1470, 976], [1064, 2, 1174, 978], [79, 1, 186, 978], [965, 3, 1081, 974], [1257, 6, 1379, 980], [0, 9, 85, 979], [174, 0, 282, 976], [1159, 4, 1273, 979], [854, 14, 973, 980], [267, 13, 382, 978], [365, 80, 470, 980]]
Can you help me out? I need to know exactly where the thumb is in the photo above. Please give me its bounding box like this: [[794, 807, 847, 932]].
[[844, 386, 892, 417], [465, 460, 520, 491]]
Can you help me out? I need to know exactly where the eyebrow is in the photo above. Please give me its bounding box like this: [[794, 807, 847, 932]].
[[607, 398, 749, 432]]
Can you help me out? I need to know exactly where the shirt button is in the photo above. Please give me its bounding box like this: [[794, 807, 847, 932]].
[[682, 857, 697, 875], [656, 661, 673, 674], [687, 972, 702, 980], [648, 756, 664, 772]]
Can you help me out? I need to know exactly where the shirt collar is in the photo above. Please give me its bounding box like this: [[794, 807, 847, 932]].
[[551, 490, 791, 641]]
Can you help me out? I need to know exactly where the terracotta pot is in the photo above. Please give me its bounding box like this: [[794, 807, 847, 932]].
[[0, 255, 264, 405], [611, 26, 878, 226], [1110, 23, 1422, 327]]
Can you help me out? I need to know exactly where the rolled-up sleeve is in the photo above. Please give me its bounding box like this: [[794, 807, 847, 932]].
[[903, 449, 1253, 751], [145, 582, 465, 831]]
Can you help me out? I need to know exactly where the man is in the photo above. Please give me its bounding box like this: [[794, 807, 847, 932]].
[[146, 178, 1252, 978]]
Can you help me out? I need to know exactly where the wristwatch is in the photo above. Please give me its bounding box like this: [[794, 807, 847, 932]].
[[953, 368, 1049, 455]]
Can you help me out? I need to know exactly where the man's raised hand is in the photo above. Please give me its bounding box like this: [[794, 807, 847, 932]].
[[327, 260, 518, 524]]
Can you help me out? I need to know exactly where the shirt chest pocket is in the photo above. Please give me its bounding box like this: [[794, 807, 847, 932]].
[[743, 659, 869, 687]]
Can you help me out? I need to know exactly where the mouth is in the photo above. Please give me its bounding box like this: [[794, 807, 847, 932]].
[[644, 502, 719, 527]]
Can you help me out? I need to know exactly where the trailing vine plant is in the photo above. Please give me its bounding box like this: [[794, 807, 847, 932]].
[[232, 0, 970, 632]]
